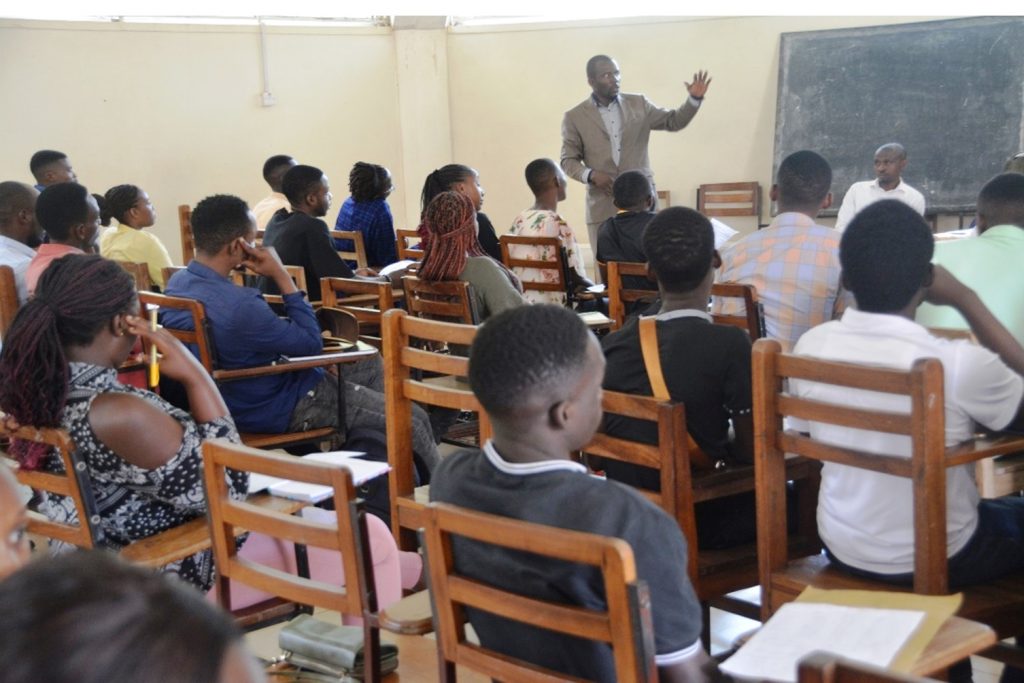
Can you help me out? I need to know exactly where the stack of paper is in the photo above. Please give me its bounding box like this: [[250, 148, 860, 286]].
[[721, 602, 926, 682], [248, 451, 390, 503]]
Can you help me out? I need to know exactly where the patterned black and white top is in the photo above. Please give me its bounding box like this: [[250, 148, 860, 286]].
[[39, 362, 248, 589]]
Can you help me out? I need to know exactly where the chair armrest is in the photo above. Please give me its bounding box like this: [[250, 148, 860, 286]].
[[213, 347, 378, 381], [946, 434, 1024, 468]]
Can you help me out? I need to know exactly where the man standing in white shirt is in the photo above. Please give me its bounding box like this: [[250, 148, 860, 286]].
[[834, 143, 926, 231], [0, 181, 41, 304]]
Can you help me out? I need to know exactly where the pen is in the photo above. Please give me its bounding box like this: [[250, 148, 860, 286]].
[[148, 307, 160, 388]]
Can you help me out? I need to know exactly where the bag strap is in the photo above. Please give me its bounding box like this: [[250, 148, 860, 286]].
[[638, 316, 670, 400], [638, 316, 718, 471]]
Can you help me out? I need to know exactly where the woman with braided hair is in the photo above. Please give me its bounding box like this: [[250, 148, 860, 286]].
[[418, 164, 502, 260], [97, 183, 174, 289], [332, 161, 398, 268], [419, 191, 524, 321], [0, 254, 246, 589]]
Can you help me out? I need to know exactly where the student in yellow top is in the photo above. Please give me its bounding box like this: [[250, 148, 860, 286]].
[[98, 184, 174, 289]]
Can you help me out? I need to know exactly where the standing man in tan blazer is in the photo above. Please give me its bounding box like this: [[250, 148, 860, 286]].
[[561, 55, 712, 257]]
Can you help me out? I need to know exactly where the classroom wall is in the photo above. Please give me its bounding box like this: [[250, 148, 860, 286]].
[[0, 15, 949, 264], [0, 19, 405, 260]]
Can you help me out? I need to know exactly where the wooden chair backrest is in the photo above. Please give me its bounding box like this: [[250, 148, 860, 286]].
[[0, 265, 19, 338], [113, 260, 153, 292], [202, 439, 372, 618], [401, 275, 479, 325], [330, 230, 369, 269], [582, 391, 705, 581], [178, 204, 195, 264], [697, 182, 762, 225], [382, 309, 490, 548], [320, 277, 396, 348], [499, 234, 570, 299], [230, 264, 307, 306], [0, 422, 99, 549], [162, 265, 187, 286], [606, 260, 657, 330], [423, 502, 657, 683], [753, 338, 951, 602], [798, 654, 926, 683], [711, 282, 764, 340], [138, 291, 216, 372], [396, 228, 424, 261]]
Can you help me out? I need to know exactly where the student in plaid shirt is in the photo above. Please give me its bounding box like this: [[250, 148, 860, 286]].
[[712, 150, 845, 350]]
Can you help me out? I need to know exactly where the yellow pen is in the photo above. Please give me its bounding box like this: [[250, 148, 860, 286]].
[[148, 306, 160, 388]]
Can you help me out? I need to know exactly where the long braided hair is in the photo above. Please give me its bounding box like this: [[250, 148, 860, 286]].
[[419, 192, 521, 291], [417, 164, 476, 251], [0, 255, 136, 469]]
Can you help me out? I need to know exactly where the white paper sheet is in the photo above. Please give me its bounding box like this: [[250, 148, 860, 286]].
[[721, 602, 926, 682], [711, 218, 740, 249], [246, 450, 389, 500]]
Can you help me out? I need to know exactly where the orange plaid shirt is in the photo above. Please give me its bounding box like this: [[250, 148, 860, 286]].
[[711, 212, 845, 350]]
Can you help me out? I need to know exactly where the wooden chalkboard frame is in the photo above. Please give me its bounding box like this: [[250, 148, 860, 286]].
[[775, 17, 1024, 214]]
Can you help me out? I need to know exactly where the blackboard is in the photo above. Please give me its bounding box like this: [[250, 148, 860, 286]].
[[775, 17, 1024, 213]]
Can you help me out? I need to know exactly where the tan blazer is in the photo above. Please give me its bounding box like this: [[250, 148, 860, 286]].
[[560, 92, 700, 225]]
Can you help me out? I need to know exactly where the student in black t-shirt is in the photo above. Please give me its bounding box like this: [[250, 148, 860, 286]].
[[431, 305, 719, 683], [601, 206, 756, 548], [595, 169, 657, 266]]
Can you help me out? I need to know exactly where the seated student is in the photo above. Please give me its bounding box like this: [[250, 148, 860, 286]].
[[916, 172, 1024, 344], [0, 551, 265, 683], [418, 164, 501, 261], [793, 199, 1024, 590], [431, 305, 717, 682], [251, 154, 296, 230], [0, 181, 41, 305], [602, 207, 755, 548], [595, 169, 657, 266], [0, 462, 30, 581], [29, 149, 77, 191], [97, 184, 174, 289], [25, 183, 100, 296], [332, 161, 398, 268], [165, 194, 439, 470], [508, 158, 593, 305], [713, 150, 843, 351], [596, 169, 659, 305], [419, 191, 524, 322]]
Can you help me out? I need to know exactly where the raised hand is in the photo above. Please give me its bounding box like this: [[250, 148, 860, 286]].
[[685, 70, 712, 99]]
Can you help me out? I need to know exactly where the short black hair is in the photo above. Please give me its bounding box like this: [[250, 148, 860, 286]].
[[0, 551, 242, 683], [586, 54, 614, 78], [262, 154, 295, 184], [190, 194, 251, 254], [35, 183, 91, 240], [524, 158, 559, 195], [776, 150, 832, 207], [348, 162, 390, 202], [875, 142, 907, 160], [282, 165, 325, 206], [0, 181, 36, 225], [841, 200, 933, 313], [613, 170, 653, 210], [642, 207, 714, 293], [977, 172, 1024, 229], [469, 305, 591, 418], [29, 150, 67, 179]]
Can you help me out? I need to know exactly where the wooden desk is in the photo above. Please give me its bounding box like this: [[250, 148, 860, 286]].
[[911, 616, 995, 677]]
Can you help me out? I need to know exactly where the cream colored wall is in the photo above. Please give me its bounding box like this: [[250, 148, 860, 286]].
[[0, 20, 404, 262], [1, 16, 953, 266], [446, 15, 946, 245]]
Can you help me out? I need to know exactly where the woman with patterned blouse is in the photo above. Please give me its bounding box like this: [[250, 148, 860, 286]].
[[0, 254, 247, 589]]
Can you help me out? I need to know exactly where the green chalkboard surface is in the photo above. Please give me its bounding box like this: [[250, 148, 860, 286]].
[[775, 17, 1024, 212]]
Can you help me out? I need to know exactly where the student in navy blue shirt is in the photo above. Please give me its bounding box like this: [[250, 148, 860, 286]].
[[164, 194, 439, 468], [332, 162, 398, 268]]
